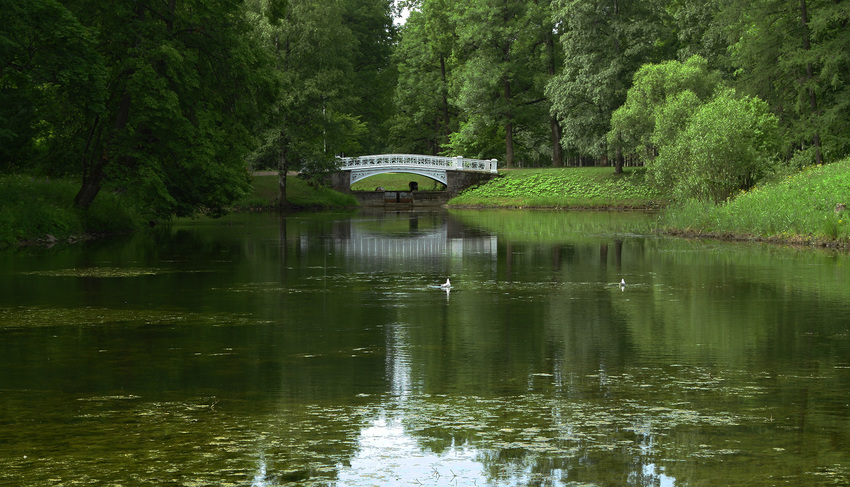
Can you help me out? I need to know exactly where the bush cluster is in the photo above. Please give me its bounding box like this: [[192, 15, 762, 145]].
[[609, 56, 781, 203]]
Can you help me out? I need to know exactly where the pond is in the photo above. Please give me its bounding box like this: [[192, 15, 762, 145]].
[[0, 209, 848, 486]]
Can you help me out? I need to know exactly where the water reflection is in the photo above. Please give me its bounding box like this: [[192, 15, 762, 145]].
[[338, 414, 484, 486], [386, 322, 413, 398], [330, 393, 692, 487], [252, 459, 269, 487], [0, 210, 848, 486], [297, 210, 498, 274]]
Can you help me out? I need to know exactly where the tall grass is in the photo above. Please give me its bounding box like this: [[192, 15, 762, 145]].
[[0, 175, 144, 247], [662, 158, 850, 244]]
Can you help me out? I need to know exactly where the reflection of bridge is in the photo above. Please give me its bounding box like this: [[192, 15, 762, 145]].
[[327, 154, 500, 200], [299, 216, 497, 271], [333, 231, 497, 262]]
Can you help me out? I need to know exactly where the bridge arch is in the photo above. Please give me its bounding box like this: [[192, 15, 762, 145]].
[[334, 154, 498, 192], [350, 167, 450, 187]]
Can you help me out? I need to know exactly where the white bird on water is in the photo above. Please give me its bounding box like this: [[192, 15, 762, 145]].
[[441, 278, 452, 289], [620, 278, 626, 289]]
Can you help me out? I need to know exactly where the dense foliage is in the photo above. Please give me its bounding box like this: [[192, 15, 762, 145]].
[[394, 0, 850, 173], [609, 56, 781, 202], [1, 0, 395, 218], [2, 0, 849, 224]]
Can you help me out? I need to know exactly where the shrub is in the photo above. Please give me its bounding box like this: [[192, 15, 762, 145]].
[[654, 89, 781, 203]]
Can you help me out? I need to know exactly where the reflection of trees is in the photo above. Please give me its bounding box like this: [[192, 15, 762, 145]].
[[5, 211, 850, 485], [0, 213, 397, 402], [405, 239, 633, 397], [387, 237, 654, 484], [393, 231, 850, 485], [382, 394, 683, 486]]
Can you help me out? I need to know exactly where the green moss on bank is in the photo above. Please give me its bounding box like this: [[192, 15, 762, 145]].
[[447, 167, 664, 208]]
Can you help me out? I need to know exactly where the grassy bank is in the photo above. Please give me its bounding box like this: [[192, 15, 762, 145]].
[[661, 158, 850, 246], [1, 173, 355, 248], [447, 167, 663, 208], [235, 174, 357, 210], [445, 163, 849, 246], [0, 175, 144, 248], [6, 161, 846, 248]]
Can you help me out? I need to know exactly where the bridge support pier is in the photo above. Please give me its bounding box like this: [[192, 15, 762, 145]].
[[446, 170, 498, 197], [328, 171, 351, 194]]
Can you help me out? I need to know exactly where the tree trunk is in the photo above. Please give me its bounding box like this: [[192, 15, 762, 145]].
[[439, 54, 451, 151], [504, 77, 514, 168], [550, 116, 563, 167], [546, 27, 563, 167], [74, 90, 132, 209], [799, 0, 822, 164], [278, 141, 288, 212], [74, 162, 105, 210], [614, 146, 623, 174], [74, 5, 144, 210], [501, 10, 515, 169]]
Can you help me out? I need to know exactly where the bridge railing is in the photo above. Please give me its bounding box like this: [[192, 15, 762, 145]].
[[337, 154, 498, 174]]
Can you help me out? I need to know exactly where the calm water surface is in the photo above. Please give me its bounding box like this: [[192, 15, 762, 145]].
[[0, 210, 848, 486]]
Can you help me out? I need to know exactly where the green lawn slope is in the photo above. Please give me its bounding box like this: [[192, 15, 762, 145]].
[[234, 174, 357, 210], [447, 167, 664, 209], [351, 173, 446, 191]]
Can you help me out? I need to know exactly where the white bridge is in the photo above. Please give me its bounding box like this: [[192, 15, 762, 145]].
[[337, 154, 498, 186]]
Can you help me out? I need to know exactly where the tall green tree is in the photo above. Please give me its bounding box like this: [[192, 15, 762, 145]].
[[609, 56, 780, 202], [534, 0, 565, 167], [608, 55, 722, 162], [390, 0, 457, 154], [654, 89, 781, 202], [449, 0, 554, 167], [724, 0, 850, 164], [547, 0, 672, 171], [342, 0, 398, 154], [246, 0, 364, 209], [0, 0, 103, 172], [668, 0, 729, 69], [66, 0, 267, 218], [809, 0, 850, 161]]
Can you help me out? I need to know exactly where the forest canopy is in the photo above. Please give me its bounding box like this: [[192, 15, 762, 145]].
[[2, 0, 848, 216]]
